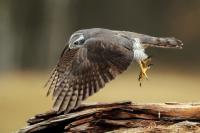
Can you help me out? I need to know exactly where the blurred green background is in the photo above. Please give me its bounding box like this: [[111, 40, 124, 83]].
[[0, 0, 200, 132]]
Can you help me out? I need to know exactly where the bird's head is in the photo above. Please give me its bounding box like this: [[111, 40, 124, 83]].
[[68, 32, 85, 49]]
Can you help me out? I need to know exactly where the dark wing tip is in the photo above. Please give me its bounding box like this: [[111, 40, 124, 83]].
[[176, 39, 183, 49]]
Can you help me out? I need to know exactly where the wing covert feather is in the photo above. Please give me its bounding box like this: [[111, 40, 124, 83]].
[[47, 37, 133, 113]]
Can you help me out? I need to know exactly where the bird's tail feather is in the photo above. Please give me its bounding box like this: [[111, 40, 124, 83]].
[[115, 31, 183, 49], [141, 37, 183, 49]]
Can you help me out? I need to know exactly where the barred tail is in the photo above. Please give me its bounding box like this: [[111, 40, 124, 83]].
[[141, 36, 183, 49], [114, 30, 183, 49]]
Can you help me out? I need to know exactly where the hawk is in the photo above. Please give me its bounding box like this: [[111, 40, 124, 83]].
[[45, 28, 183, 113]]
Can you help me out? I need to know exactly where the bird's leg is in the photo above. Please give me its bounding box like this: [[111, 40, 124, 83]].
[[138, 56, 153, 86]]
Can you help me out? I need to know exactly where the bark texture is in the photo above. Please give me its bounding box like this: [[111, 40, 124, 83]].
[[18, 101, 200, 133]]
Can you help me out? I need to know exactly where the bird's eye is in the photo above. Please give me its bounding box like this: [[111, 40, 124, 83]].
[[74, 41, 79, 45]]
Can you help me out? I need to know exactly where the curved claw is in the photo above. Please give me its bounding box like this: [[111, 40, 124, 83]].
[[147, 63, 153, 69]]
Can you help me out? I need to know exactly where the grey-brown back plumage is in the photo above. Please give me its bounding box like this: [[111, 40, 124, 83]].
[[46, 28, 134, 113]]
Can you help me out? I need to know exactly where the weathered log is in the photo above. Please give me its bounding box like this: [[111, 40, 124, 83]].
[[18, 101, 200, 133]]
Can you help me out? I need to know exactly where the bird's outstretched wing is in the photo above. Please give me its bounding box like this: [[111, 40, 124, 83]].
[[46, 36, 133, 113]]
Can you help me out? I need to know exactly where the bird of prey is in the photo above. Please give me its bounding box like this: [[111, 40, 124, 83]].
[[45, 28, 183, 113]]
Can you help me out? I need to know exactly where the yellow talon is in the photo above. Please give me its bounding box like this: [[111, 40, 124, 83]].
[[138, 56, 152, 86]]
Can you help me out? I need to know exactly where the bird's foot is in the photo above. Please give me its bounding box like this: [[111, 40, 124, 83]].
[[138, 56, 153, 86]]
